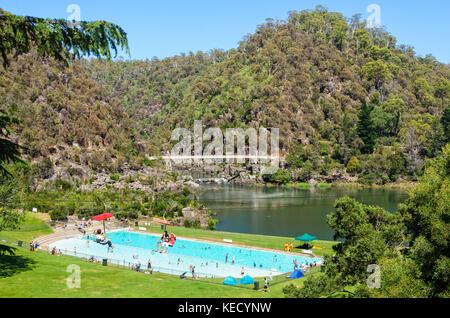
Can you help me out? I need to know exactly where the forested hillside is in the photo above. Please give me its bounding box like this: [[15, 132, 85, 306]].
[[2, 6, 450, 185], [0, 51, 147, 178]]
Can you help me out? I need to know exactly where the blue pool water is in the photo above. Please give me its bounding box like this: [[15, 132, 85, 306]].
[[50, 230, 322, 278]]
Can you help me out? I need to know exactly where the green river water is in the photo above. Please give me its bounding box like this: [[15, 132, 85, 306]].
[[199, 184, 409, 240]]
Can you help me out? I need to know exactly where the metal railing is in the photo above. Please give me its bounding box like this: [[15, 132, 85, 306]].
[[48, 248, 224, 279]]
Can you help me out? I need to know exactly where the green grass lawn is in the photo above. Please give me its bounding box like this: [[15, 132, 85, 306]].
[[0, 244, 317, 298], [0, 214, 330, 298], [0, 213, 53, 243]]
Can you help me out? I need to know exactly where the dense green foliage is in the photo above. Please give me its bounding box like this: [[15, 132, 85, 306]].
[[283, 145, 450, 298], [0, 8, 130, 231], [0, 8, 129, 67], [1, 170, 197, 222], [0, 6, 448, 186], [398, 144, 450, 297], [0, 8, 135, 176], [0, 54, 143, 173], [81, 6, 449, 185]]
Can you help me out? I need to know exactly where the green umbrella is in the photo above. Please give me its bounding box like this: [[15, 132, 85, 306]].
[[295, 233, 317, 242]]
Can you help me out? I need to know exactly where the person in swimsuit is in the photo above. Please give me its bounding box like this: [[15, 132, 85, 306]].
[[156, 231, 169, 251]]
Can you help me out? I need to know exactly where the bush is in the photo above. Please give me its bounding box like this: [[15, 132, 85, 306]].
[[143, 157, 154, 167], [77, 208, 103, 220], [319, 142, 329, 156], [262, 169, 291, 184], [286, 144, 308, 168], [33, 158, 54, 179], [54, 179, 73, 191], [191, 220, 201, 229], [347, 156, 361, 174], [357, 171, 377, 185], [50, 210, 67, 221], [181, 187, 191, 196], [297, 160, 314, 182], [207, 218, 219, 230], [184, 219, 201, 229], [65, 201, 77, 215], [110, 173, 120, 181], [115, 210, 139, 220]]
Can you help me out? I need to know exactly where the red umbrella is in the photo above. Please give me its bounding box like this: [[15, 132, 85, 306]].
[[92, 212, 114, 233], [92, 212, 114, 221], [155, 220, 172, 230]]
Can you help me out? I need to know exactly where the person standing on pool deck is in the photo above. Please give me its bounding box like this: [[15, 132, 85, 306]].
[[225, 253, 228, 263], [263, 278, 270, 293], [241, 267, 245, 276], [147, 259, 152, 270], [232, 256, 235, 264]]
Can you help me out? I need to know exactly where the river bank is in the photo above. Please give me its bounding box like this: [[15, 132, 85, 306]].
[[245, 180, 417, 191]]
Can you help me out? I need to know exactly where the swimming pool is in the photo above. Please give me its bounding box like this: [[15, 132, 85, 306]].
[[49, 230, 323, 278]]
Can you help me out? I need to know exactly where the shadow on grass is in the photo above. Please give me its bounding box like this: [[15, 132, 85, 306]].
[[294, 243, 312, 250], [0, 245, 37, 278]]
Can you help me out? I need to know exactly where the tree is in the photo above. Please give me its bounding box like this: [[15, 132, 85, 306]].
[[399, 116, 436, 175], [361, 60, 390, 90], [0, 8, 129, 231], [399, 144, 450, 297], [286, 143, 308, 168], [0, 179, 24, 231], [0, 114, 24, 177], [434, 78, 450, 107], [371, 94, 404, 137], [0, 208, 24, 231], [357, 101, 376, 154], [413, 77, 434, 109], [354, 255, 430, 298], [346, 156, 360, 174], [0, 8, 129, 67], [283, 197, 406, 297], [441, 108, 450, 143]]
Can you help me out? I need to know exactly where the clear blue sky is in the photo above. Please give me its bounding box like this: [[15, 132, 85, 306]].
[[2, 0, 449, 63]]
